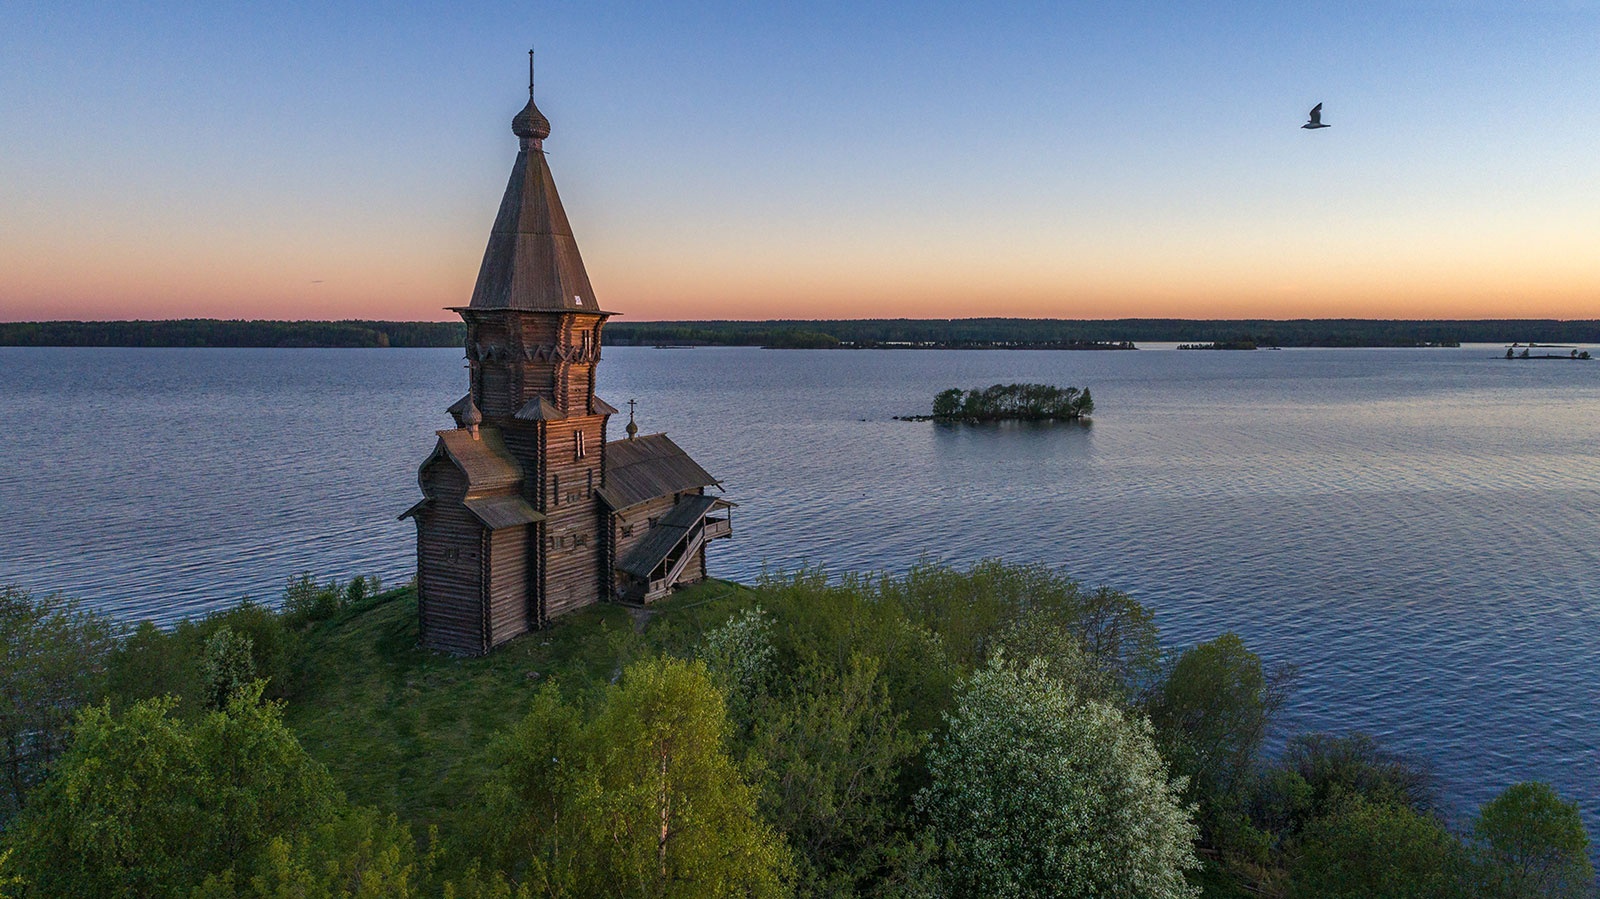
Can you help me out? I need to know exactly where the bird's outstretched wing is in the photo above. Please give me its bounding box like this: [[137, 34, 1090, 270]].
[[1308, 103, 1323, 125]]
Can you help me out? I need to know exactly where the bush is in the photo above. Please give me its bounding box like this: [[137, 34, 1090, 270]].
[[0, 587, 119, 823], [281, 574, 385, 629], [104, 599, 300, 711], [7, 683, 340, 897], [1472, 782, 1594, 898], [1287, 798, 1464, 899], [201, 627, 256, 710], [282, 574, 345, 627], [1278, 732, 1435, 823], [1147, 634, 1294, 847], [917, 656, 1199, 898]]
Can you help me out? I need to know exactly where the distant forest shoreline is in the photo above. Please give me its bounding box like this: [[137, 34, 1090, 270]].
[[3, 318, 1600, 349]]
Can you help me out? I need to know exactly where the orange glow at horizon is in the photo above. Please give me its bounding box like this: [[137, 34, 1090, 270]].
[[3, 179, 1596, 323]]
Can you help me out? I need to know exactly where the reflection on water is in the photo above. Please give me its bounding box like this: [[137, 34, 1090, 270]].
[[1, 344, 1598, 843], [931, 419, 1095, 456]]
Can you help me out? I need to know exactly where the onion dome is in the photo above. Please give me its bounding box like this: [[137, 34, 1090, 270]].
[[461, 396, 483, 437], [512, 97, 550, 141]]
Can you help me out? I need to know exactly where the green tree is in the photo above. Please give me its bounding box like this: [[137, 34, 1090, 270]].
[[931, 389, 963, 418], [0, 848, 19, 899], [1288, 798, 1464, 899], [192, 808, 422, 899], [0, 587, 119, 821], [699, 605, 777, 730], [475, 685, 585, 896], [1472, 782, 1593, 898], [991, 607, 1121, 703], [576, 657, 791, 899], [8, 683, 339, 897], [756, 568, 956, 736], [472, 659, 790, 899], [200, 600, 300, 700], [104, 619, 202, 709], [747, 655, 927, 898], [1272, 732, 1435, 826], [884, 559, 1160, 691], [202, 626, 258, 710], [917, 656, 1199, 899], [105, 600, 300, 713], [1147, 634, 1293, 845]]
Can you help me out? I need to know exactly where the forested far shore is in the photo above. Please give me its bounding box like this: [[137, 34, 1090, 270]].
[[4, 317, 1600, 349], [609, 318, 1600, 348], [1, 563, 1593, 899], [0, 319, 465, 348]]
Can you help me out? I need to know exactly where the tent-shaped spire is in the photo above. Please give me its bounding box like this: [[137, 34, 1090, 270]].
[[465, 53, 606, 314]]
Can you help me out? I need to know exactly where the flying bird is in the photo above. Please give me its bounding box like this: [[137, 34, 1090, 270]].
[[1302, 103, 1329, 129]]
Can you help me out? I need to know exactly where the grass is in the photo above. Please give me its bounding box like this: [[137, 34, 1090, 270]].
[[282, 580, 756, 834]]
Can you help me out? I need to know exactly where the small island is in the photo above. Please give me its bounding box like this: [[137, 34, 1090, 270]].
[[1505, 345, 1591, 360], [899, 382, 1094, 422]]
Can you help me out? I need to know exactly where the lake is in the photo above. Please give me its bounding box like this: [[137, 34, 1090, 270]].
[[1, 343, 1597, 837]]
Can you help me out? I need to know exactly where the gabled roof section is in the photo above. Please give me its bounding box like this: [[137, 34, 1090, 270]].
[[515, 397, 566, 421], [617, 494, 720, 579], [466, 143, 607, 314], [599, 433, 719, 511], [434, 427, 523, 492]]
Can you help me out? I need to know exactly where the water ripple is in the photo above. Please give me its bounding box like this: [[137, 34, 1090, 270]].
[[1, 344, 1598, 846]]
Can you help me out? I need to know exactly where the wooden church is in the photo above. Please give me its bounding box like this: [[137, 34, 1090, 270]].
[[402, 60, 733, 656]]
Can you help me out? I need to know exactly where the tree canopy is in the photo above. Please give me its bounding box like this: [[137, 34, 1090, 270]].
[[6, 684, 340, 897], [931, 383, 1094, 421], [917, 656, 1199, 898], [1472, 781, 1594, 898], [0, 587, 118, 823], [476, 657, 791, 899]]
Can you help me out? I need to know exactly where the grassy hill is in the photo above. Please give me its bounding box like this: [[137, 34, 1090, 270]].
[[283, 581, 755, 834]]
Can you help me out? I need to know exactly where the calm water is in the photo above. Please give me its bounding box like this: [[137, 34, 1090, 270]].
[[2, 344, 1597, 836]]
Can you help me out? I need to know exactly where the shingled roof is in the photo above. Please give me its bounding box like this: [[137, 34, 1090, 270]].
[[463, 494, 543, 529], [433, 428, 523, 491], [463, 99, 606, 314], [599, 434, 719, 511]]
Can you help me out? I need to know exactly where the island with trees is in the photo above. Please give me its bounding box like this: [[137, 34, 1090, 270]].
[[904, 383, 1095, 422], [0, 563, 1593, 898]]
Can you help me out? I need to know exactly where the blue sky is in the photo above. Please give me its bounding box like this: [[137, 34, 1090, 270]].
[[2, 1, 1596, 320]]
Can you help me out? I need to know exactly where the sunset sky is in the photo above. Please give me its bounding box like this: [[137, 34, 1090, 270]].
[[2, 2, 1597, 322]]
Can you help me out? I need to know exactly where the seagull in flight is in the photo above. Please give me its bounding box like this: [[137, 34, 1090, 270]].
[[1302, 102, 1329, 129]]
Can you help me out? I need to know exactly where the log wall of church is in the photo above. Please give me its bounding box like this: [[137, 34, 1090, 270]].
[[486, 524, 531, 647], [416, 504, 487, 655]]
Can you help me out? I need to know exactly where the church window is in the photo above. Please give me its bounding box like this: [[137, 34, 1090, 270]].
[[552, 475, 560, 506], [576, 430, 587, 459]]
